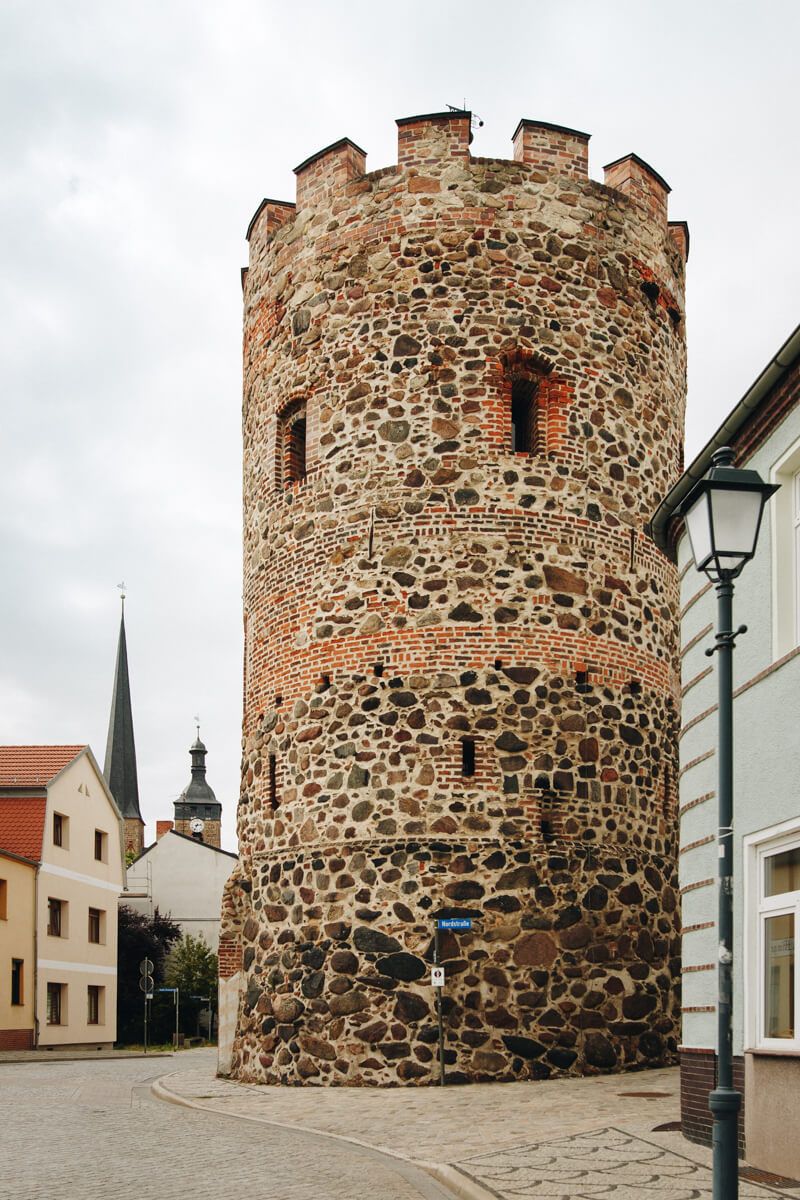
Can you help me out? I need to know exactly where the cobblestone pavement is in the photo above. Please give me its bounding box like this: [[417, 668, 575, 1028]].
[[0, 1049, 450, 1200], [161, 1064, 800, 1199], [454, 1126, 798, 1198]]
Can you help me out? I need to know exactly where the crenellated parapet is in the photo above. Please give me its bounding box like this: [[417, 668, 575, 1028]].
[[245, 113, 687, 259], [512, 118, 590, 178], [396, 110, 472, 165], [294, 137, 367, 211]]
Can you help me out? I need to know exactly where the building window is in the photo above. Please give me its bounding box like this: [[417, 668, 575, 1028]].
[[461, 737, 476, 778], [770, 438, 800, 657], [511, 376, 539, 453], [268, 754, 279, 809], [88, 908, 104, 944], [277, 401, 308, 487], [11, 959, 23, 1006], [94, 830, 107, 862], [747, 824, 800, 1050], [53, 812, 67, 848], [87, 985, 103, 1025], [0, 878, 6, 920], [46, 982, 64, 1025], [47, 898, 65, 938]]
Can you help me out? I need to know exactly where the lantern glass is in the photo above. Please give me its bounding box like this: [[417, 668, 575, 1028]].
[[684, 490, 713, 573], [709, 487, 763, 567]]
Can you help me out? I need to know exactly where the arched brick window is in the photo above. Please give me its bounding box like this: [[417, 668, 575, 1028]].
[[277, 400, 307, 487], [497, 349, 559, 457]]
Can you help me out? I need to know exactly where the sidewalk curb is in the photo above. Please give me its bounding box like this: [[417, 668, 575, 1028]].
[[0, 1051, 174, 1065], [428, 1165, 498, 1200], [152, 1073, 496, 1200]]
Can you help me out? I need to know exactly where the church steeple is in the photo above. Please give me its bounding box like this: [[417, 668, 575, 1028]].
[[103, 590, 144, 856], [173, 723, 222, 848]]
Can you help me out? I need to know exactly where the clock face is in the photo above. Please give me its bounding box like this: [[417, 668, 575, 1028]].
[[190, 818, 205, 833]]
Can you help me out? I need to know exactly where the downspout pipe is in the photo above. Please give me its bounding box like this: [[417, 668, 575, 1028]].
[[649, 323, 800, 556]]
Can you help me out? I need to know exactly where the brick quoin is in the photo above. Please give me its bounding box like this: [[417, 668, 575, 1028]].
[[222, 112, 688, 1086]]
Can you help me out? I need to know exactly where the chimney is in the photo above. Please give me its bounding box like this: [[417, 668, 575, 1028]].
[[156, 820, 173, 840]]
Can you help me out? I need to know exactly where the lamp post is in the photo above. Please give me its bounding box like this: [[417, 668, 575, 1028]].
[[678, 447, 778, 1200]]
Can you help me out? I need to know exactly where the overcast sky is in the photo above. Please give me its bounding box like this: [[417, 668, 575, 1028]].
[[1, 0, 797, 851]]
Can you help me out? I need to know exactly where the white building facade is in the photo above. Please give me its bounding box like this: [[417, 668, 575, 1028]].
[[125, 829, 237, 952], [654, 324, 800, 1179]]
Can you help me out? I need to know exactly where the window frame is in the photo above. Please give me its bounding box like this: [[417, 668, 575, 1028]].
[[11, 959, 23, 1006], [276, 400, 309, 489], [770, 434, 800, 659], [87, 984, 103, 1025], [46, 981, 64, 1025], [94, 829, 107, 862], [88, 907, 103, 945], [52, 812, 67, 849], [47, 897, 65, 938], [745, 820, 800, 1053]]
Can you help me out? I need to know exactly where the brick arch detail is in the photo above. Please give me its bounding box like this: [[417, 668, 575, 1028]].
[[486, 348, 575, 457], [275, 397, 308, 488]]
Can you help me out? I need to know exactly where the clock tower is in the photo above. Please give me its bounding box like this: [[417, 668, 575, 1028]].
[[173, 733, 222, 848]]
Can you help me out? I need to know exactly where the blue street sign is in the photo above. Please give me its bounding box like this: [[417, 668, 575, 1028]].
[[437, 917, 472, 930]]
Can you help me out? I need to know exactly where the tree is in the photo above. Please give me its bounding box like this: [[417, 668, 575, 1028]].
[[116, 905, 181, 1044], [165, 934, 218, 1040], [165, 933, 218, 996]]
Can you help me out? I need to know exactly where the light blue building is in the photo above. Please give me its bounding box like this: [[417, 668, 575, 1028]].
[[653, 323, 800, 1180]]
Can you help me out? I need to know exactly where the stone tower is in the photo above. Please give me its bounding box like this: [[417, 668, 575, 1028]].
[[173, 734, 222, 848], [220, 113, 688, 1086]]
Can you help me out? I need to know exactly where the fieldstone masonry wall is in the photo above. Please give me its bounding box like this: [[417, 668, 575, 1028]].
[[221, 112, 687, 1086]]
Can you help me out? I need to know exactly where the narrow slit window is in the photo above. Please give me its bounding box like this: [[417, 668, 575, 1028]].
[[511, 377, 538, 453], [287, 417, 307, 483], [461, 737, 476, 778], [277, 401, 309, 488], [268, 754, 279, 809]]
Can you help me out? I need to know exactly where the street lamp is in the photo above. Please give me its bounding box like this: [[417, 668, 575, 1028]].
[[678, 446, 778, 1200]]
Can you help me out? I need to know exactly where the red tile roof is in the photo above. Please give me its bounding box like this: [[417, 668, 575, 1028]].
[[0, 797, 47, 861], [0, 746, 86, 787]]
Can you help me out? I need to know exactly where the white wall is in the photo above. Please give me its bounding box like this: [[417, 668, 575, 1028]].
[[678, 401, 800, 1055], [124, 831, 237, 952]]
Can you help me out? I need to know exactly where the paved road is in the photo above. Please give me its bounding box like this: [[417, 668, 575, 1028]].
[[0, 1049, 450, 1200]]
